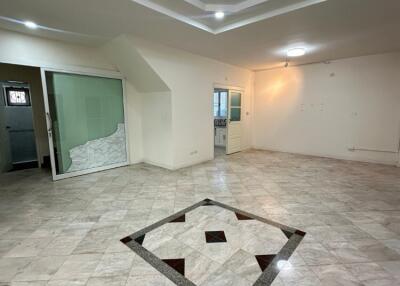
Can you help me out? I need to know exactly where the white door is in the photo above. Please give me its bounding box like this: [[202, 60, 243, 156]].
[[226, 90, 242, 154]]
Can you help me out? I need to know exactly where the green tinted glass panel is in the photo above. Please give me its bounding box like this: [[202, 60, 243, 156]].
[[231, 92, 241, 107], [230, 107, 241, 121], [46, 72, 126, 175]]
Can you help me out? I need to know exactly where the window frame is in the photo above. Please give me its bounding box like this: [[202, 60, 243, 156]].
[[5, 87, 31, 106]]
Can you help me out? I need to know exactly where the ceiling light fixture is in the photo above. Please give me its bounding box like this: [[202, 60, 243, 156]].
[[287, 47, 306, 57], [214, 11, 225, 20], [24, 21, 38, 29]]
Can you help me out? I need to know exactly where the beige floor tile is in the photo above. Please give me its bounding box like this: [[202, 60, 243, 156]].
[[52, 254, 101, 280], [13, 256, 67, 282], [0, 149, 398, 285], [0, 257, 33, 282], [92, 252, 134, 277]]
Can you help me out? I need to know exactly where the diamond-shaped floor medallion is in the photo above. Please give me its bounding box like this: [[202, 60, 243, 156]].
[[121, 198, 305, 286]]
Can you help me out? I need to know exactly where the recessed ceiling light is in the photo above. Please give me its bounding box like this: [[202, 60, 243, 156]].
[[287, 47, 306, 57], [214, 11, 225, 20], [24, 21, 38, 29]]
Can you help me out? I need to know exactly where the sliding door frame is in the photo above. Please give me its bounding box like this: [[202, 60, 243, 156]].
[[40, 67, 130, 181]]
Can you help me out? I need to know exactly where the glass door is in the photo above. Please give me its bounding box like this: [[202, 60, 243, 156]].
[[41, 69, 128, 180]]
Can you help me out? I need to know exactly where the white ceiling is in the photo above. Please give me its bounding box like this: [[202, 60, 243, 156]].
[[132, 0, 327, 34], [0, 0, 399, 70], [201, 0, 244, 4]]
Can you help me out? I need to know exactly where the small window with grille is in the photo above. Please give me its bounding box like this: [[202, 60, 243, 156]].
[[5, 87, 31, 106]]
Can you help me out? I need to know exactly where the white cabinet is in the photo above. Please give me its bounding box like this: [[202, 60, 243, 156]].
[[214, 127, 227, 147]]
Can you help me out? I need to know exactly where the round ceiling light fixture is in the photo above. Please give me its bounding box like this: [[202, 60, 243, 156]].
[[24, 21, 38, 29], [287, 47, 306, 57], [214, 11, 225, 20]]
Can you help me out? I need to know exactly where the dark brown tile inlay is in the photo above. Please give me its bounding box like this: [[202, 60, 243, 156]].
[[281, 229, 293, 239], [235, 212, 254, 220], [205, 231, 227, 243], [120, 236, 133, 244], [135, 234, 146, 245], [170, 214, 185, 223], [162, 258, 185, 276], [203, 198, 214, 206], [295, 230, 306, 237], [255, 255, 276, 271]]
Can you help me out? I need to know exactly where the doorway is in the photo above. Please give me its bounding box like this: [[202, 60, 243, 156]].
[[213, 88, 228, 156], [1, 83, 38, 170], [0, 63, 47, 173], [213, 87, 243, 157]]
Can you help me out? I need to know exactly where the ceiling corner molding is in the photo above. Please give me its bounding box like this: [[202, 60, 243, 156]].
[[131, 0, 328, 34], [214, 0, 328, 34], [131, 0, 214, 33]]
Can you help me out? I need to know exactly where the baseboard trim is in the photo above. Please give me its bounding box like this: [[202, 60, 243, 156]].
[[141, 156, 215, 171], [252, 146, 399, 166], [142, 159, 175, 170], [133, 147, 253, 171], [173, 157, 214, 170]]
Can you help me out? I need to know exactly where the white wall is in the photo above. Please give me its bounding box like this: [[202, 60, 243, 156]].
[[102, 36, 169, 93], [131, 37, 254, 169], [253, 53, 400, 165], [2, 28, 399, 171], [0, 29, 146, 165], [141, 91, 174, 168], [117, 83, 174, 169], [124, 82, 144, 164], [102, 35, 254, 169], [102, 35, 172, 168], [0, 30, 253, 170], [0, 29, 116, 72]]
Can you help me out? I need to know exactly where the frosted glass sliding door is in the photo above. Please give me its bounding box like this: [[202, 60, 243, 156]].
[[42, 70, 128, 180]]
